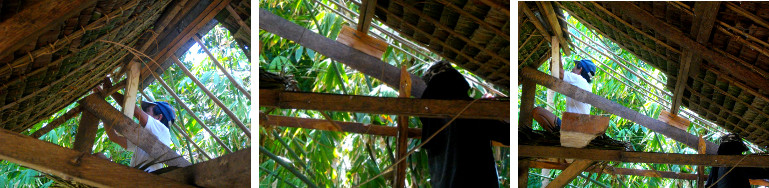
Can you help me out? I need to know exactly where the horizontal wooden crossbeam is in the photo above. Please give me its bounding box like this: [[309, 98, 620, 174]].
[[520, 145, 769, 167], [520, 67, 718, 153], [261, 114, 422, 138], [529, 161, 703, 180], [260, 89, 509, 120], [0, 128, 192, 187], [161, 148, 250, 187]]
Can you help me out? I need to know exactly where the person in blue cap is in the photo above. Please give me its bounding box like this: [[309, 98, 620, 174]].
[[530, 59, 597, 131], [102, 91, 176, 172]]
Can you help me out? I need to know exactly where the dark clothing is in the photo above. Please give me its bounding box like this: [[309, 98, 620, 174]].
[[555, 117, 561, 130], [706, 166, 769, 188]]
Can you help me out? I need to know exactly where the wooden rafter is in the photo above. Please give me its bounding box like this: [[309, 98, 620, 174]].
[[671, 2, 720, 115], [545, 160, 595, 188], [259, 8, 426, 97], [538, 1, 571, 56], [0, 128, 192, 187], [604, 2, 769, 92], [521, 67, 718, 153], [520, 145, 769, 167], [520, 2, 550, 38], [519, 79, 536, 128], [260, 114, 422, 138], [260, 89, 509, 120], [0, 0, 96, 59], [394, 66, 411, 188], [79, 95, 192, 167], [357, 0, 377, 33], [161, 148, 250, 187]]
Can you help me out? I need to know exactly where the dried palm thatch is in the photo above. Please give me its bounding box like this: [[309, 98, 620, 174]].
[[373, 0, 510, 90], [552, 1, 769, 147]]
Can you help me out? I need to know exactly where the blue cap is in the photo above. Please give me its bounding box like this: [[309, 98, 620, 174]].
[[576, 60, 597, 83], [141, 101, 176, 127]]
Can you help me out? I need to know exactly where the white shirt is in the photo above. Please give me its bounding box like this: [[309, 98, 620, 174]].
[[127, 118, 171, 172], [563, 71, 593, 114]]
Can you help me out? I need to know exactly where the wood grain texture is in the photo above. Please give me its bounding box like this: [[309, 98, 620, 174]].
[[161, 148, 250, 187], [72, 111, 100, 153], [545, 159, 594, 188]]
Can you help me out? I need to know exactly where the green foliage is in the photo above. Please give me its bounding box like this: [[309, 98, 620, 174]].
[[260, 0, 509, 187], [3, 23, 249, 186]]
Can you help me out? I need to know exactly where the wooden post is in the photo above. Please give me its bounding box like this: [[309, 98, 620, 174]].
[[357, 0, 377, 33], [520, 79, 536, 128], [161, 148, 250, 187], [72, 112, 100, 153], [0, 128, 193, 187], [697, 136, 707, 188], [547, 36, 560, 114], [546, 160, 595, 188], [394, 66, 411, 188], [124, 61, 141, 117], [519, 159, 531, 187], [0, 0, 96, 59], [190, 36, 251, 99], [259, 8, 426, 97], [521, 67, 718, 153], [260, 89, 509, 120], [171, 56, 251, 138], [79, 95, 192, 167]]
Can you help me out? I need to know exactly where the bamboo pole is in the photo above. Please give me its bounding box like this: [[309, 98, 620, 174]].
[[171, 56, 251, 137], [171, 120, 212, 160], [190, 37, 251, 99], [260, 146, 319, 188], [144, 63, 235, 152]]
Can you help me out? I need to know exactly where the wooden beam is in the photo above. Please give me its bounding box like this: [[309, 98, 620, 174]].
[[0, 128, 192, 187], [30, 106, 82, 138], [539, 1, 571, 55], [519, 79, 536, 128], [171, 56, 251, 138], [79, 95, 192, 167], [394, 66, 411, 188], [260, 114, 422, 138], [529, 161, 703, 180], [697, 136, 707, 188], [224, 4, 251, 35], [520, 145, 769, 167], [671, 2, 720, 114], [0, 0, 96, 59], [519, 160, 531, 187], [191, 35, 251, 99], [260, 89, 509, 120], [520, 2, 551, 38], [357, 0, 377, 33], [545, 159, 595, 188], [124, 61, 141, 117], [604, 2, 769, 92], [259, 8, 426, 97], [161, 148, 250, 187], [72, 112, 100, 153], [521, 67, 718, 153]]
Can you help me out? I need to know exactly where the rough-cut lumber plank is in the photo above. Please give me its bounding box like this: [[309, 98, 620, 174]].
[[560, 112, 610, 148], [0, 128, 192, 187], [356, 0, 377, 33], [519, 145, 769, 167], [124, 61, 141, 117], [519, 79, 536, 128], [658, 110, 690, 131], [545, 159, 594, 188], [171, 56, 250, 138], [30, 106, 82, 138], [161, 148, 250, 187], [697, 136, 707, 188], [539, 1, 571, 55], [72, 112, 100, 153], [0, 0, 96, 59], [671, 2, 720, 114], [260, 89, 509, 120], [529, 161, 703, 180], [521, 67, 718, 153], [260, 114, 421, 138], [79, 95, 191, 167], [394, 65, 411, 188], [546, 36, 560, 113], [191, 36, 251, 99], [337, 26, 388, 58], [604, 2, 769, 92], [259, 8, 426, 97]]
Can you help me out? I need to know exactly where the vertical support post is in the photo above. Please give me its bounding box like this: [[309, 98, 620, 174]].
[[72, 111, 100, 153], [394, 65, 411, 188], [546, 159, 595, 188], [519, 159, 531, 187], [357, 0, 377, 33], [697, 136, 707, 188], [547, 36, 560, 113], [123, 61, 140, 117], [520, 79, 536, 128]]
